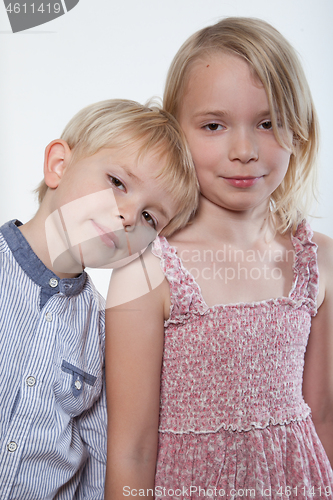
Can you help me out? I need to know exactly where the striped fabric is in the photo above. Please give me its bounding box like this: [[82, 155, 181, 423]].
[[0, 220, 107, 499]]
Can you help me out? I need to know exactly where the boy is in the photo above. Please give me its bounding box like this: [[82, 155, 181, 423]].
[[0, 99, 198, 499]]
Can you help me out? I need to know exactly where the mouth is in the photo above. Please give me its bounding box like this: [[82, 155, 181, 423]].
[[92, 221, 119, 249], [222, 176, 262, 188]]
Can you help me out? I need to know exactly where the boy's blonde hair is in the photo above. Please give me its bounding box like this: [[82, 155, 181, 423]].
[[37, 99, 199, 236], [164, 17, 319, 233]]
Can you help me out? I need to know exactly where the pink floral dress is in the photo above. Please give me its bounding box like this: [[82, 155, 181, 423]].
[[151, 221, 333, 499]]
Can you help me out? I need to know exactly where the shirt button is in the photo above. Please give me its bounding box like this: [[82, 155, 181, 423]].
[[75, 380, 82, 390], [7, 441, 18, 452], [26, 376, 36, 387], [45, 312, 53, 322], [49, 278, 58, 288]]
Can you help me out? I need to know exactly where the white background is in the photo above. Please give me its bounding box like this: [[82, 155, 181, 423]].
[[0, 0, 332, 297]]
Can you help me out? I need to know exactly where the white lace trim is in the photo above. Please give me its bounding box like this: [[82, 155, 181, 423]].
[[159, 407, 312, 434]]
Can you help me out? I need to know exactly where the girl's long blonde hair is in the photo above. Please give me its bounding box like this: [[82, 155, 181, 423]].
[[164, 17, 319, 234]]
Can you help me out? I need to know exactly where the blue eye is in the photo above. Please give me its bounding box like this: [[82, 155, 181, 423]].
[[142, 211, 156, 229], [109, 176, 126, 191]]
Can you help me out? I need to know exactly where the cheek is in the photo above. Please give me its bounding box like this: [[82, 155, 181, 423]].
[[182, 129, 207, 168], [275, 148, 292, 179], [263, 136, 291, 179], [191, 141, 221, 175]]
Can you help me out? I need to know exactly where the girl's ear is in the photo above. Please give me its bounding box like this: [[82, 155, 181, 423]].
[[44, 139, 72, 189]]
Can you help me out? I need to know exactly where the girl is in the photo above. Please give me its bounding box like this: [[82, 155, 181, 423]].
[[105, 18, 333, 499]]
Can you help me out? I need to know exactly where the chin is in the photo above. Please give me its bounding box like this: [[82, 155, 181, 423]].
[[221, 196, 268, 212]]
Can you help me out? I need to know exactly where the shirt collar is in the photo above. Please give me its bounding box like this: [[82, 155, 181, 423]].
[[0, 220, 87, 308]]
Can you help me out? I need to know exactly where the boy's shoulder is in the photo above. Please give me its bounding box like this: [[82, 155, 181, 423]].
[[0, 219, 105, 324], [0, 220, 16, 252]]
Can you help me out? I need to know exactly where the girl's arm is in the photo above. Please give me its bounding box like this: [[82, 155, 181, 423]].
[[303, 233, 333, 465], [104, 248, 169, 499]]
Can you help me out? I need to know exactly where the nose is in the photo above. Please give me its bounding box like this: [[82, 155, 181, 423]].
[[117, 210, 138, 232], [228, 128, 258, 163]]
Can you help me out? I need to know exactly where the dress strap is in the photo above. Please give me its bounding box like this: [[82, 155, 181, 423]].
[[151, 236, 207, 325], [152, 220, 319, 320], [289, 220, 319, 316]]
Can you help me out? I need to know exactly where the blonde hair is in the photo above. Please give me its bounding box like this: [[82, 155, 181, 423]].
[[164, 17, 319, 233], [37, 99, 199, 236]]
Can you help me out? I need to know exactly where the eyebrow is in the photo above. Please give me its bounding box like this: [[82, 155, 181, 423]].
[[193, 109, 272, 119], [256, 109, 272, 118], [192, 110, 229, 119], [120, 165, 143, 184]]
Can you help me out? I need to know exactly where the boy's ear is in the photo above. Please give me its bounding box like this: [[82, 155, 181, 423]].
[[44, 140, 72, 189]]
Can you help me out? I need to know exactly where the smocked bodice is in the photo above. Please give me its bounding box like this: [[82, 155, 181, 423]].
[[151, 221, 319, 433]]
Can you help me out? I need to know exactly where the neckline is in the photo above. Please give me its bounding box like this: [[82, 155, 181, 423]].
[[159, 224, 310, 312], [0, 220, 87, 308]]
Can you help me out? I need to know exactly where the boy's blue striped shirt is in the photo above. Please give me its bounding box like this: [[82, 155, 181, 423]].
[[0, 220, 106, 499]]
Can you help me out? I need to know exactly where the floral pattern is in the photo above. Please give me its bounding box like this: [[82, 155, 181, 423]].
[[151, 221, 333, 499]]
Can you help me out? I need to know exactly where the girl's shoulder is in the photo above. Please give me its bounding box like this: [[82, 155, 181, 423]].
[[312, 231, 333, 306], [312, 230, 333, 274], [312, 230, 333, 255]]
